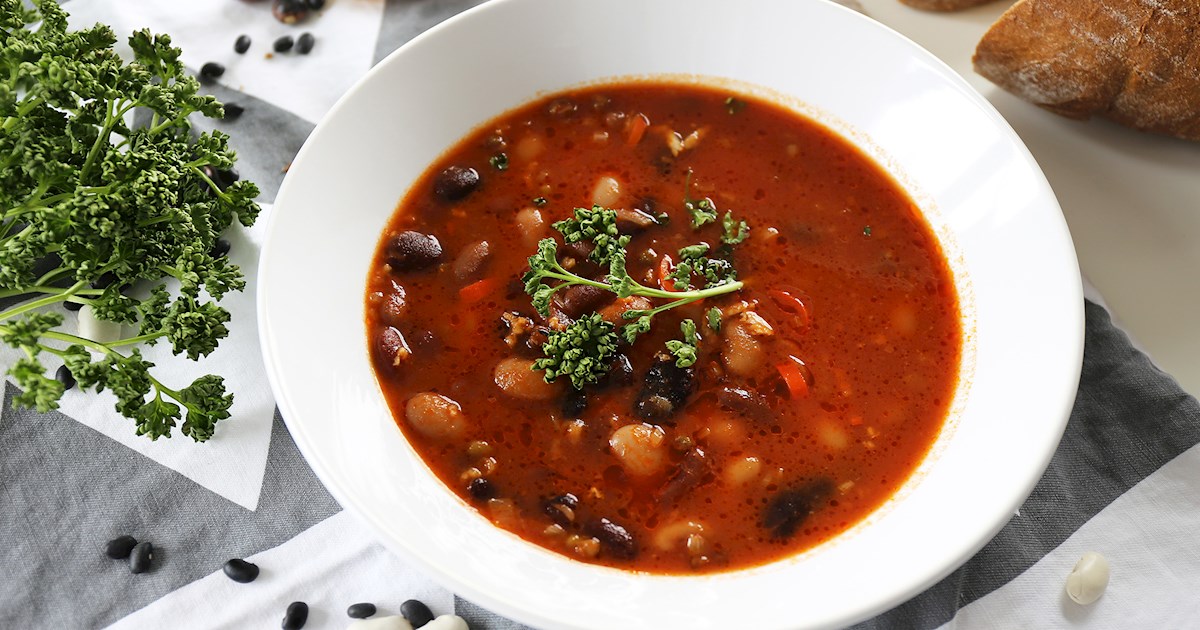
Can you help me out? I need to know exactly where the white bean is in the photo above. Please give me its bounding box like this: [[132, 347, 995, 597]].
[[653, 520, 706, 551], [493, 357, 558, 400], [515, 207, 545, 248], [608, 423, 667, 476], [404, 393, 466, 440], [590, 175, 621, 208], [514, 134, 545, 161], [723, 456, 763, 486], [722, 317, 765, 377], [78, 305, 123, 344], [348, 615, 414, 630], [1066, 551, 1110, 605], [421, 615, 469, 630]]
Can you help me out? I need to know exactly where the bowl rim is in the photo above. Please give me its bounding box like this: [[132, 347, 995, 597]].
[[258, 0, 1084, 627]]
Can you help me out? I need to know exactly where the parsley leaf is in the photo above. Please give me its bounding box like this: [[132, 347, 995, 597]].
[[665, 319, 699, 367], [721, 211, 750, 245], [533, 313, 618, 389]]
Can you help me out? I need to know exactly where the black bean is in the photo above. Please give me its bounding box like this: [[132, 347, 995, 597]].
[[272, 0, 310, 24], [281, 601, 308, 630], [607, 354, 634, 387], [222, 102, 245, 121], [305, 0, 326, 9], [634, 358, 695, 421], [91, 272, 117, 290], [64, 300, 83, 312], [222, 558, 259, 583], [716, 386, 771, 422], [657, 447, 710, 505], [55, 364, 76, 391], [273, 35, 295, 53], [199, 62, 225, 83], [104, 535, 137, 559], [401, 599, 435, 628], [433, 165, 480, 201], [210, 238, 232, 259], [234, 34, 252, 54], [584, 517, 638, 560], [554, 284, 613, 320], [129, 541, 154, 574], [296, 32, 315, 55], [202, 165, 234, 192], [385, 231, 442, 272], [543, 493, 579, 527], [562, 387, 587, 416], [467, 477, 495, 500], [762, 479, 834, 540], [346, 602, 376, 619]]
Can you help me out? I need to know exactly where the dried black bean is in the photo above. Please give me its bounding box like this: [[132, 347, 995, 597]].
[[199, 62, 225, 82], [467, 477, 495, 500], [385, 231, 442, 272], [305, 0, 326, 9], [210, 238, 232, 259], [91, 272, 117, 290], [401, 599, 435, 628], [104, 535, 137, 559], [222, 558, 259, 583], [234, 34, 252, 54], [433, 165, 480, 201], [762, 479, 833, 540], [222, 102, 245, 121], [129, 541, 153, 574], [281, 601, 308, 630], [584, 517, 638, 560], [296, 32, 315, 55], [273, 35, 295, 53], [55, 365, 76, 391], [64, 300, 83, 312], [346, 602, 376, 619], [272, 0, 309, 24]]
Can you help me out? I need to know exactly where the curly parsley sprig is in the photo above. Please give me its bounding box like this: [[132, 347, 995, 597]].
[[0, 1, 258, 441], [524, 206, 744, 386]]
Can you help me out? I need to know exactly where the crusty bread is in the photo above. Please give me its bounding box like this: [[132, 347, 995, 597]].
[[973, 0, 1200, 141], [900, 0, 1001, 11]]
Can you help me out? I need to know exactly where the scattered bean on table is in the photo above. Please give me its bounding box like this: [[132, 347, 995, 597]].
[[199, 61, 225, 82], [222, 558, 259, 583], [103, 535, 137, 559], [129, 541, 153, 574], [400, 599, 434, 628], [222, 102, 245, 121], [55, 364, 76, 391], [273, 35, 295, 53], [347, 602, 377, 619], [282, 601, 309, 630], [234, 34, 251, 54], [296, 32, 315, 54], [1066, 551, 1110, 605]]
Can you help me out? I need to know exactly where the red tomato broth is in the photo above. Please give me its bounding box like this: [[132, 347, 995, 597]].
[[366, 82, 961, 574]]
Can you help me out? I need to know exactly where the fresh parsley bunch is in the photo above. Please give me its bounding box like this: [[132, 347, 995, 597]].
[[0, 1, 260, 441]]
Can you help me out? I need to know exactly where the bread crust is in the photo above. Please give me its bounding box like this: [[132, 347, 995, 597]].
[[900, 0, 1001, 11], [973, 0, 1200, 141]]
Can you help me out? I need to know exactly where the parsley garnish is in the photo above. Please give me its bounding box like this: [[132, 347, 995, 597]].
[[863, 225, 872, 236], [533, 196, 548, 207], [665, 319, 699, 367], [722, 211, 750, 244], [522, 207, 744, 385], [489, 153, 509, 170], [706, 307, 723, 332], [533, 313, 618, 388], [668, 244, 737, 290], [725, 97, 746, 115], [0, 2, 258, 441]]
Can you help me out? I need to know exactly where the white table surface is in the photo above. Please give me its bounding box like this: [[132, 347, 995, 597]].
[[860, 0, 1200, 395]]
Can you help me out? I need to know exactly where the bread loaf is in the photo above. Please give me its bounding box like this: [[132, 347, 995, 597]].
[[973, 0, 1200, 141], [900, 0, 1001, 11]]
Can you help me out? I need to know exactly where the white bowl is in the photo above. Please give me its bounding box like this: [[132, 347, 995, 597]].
[[259, 0, 1083, 627]]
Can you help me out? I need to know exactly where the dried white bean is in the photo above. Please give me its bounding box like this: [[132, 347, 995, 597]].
[[78, 305, 123, 344], [1066, 551, 1109, 605], [348, 615, 414, 630], [422, 614, 469, 630]]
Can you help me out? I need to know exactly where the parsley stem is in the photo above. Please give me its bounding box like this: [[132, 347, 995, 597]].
[[0, 280, 89, 321]]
